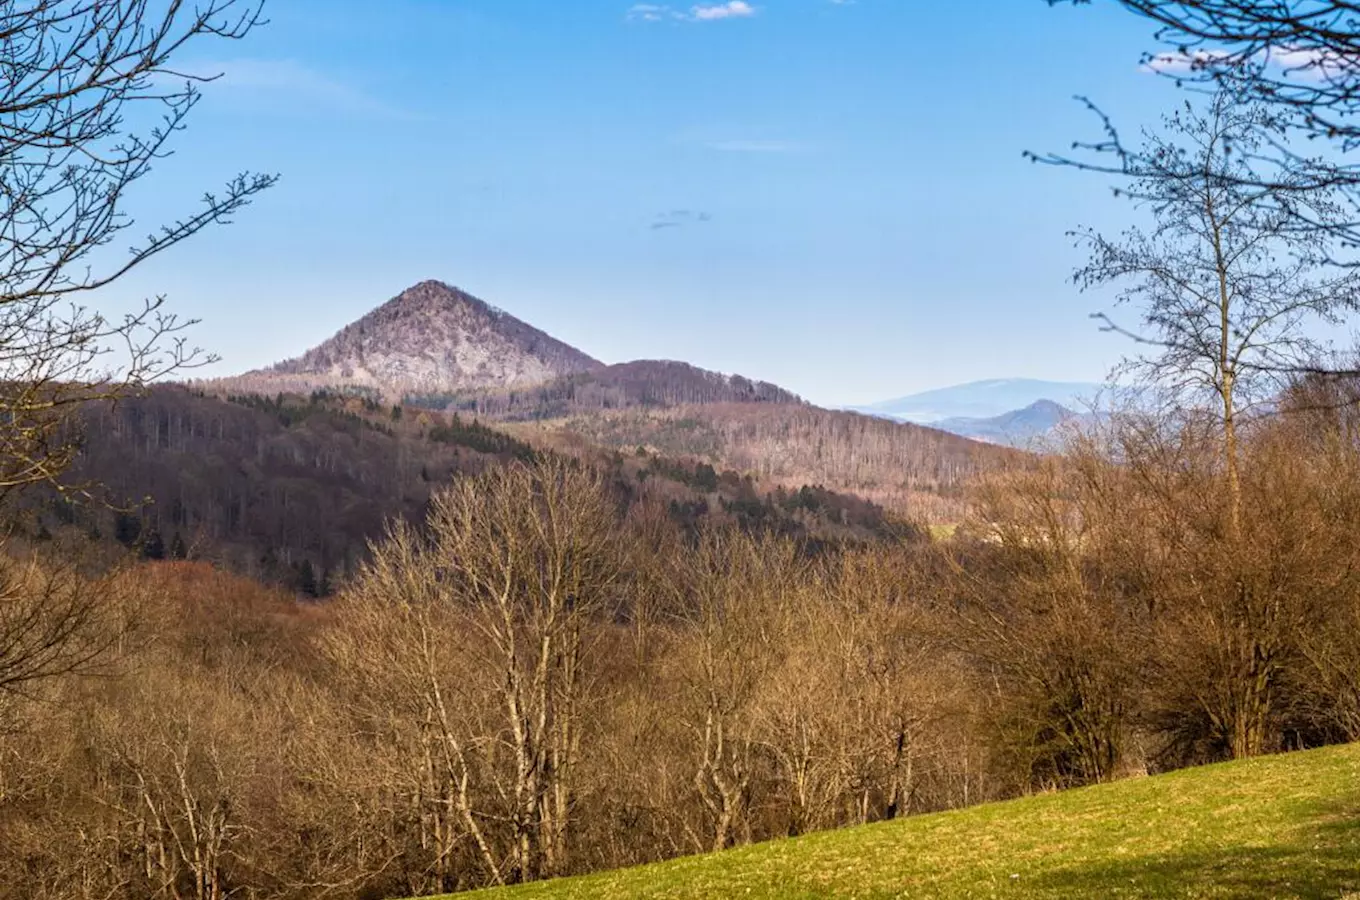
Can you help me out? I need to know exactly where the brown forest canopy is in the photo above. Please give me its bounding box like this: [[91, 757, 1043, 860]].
[[6, 385, 1360, 898]]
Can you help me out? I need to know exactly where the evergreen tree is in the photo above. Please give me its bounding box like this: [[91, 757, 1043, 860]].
[[141, 529, 166, 561], [297, 559, 319, 598], [694, 463, 719, 492], [113, 513, 141, 547]]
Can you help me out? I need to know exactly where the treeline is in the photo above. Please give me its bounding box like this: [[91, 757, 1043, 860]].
[[425, 413, 537, 461], [630, 450, 915, 542], [5, 382, 1360, 898], [206, 368, 1011, 528]]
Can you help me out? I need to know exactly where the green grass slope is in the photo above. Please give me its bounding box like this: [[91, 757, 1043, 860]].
[[431, 744, 1360, 900]]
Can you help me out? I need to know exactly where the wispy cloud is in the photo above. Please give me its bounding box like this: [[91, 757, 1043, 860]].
[[626, 3, 674, 21], [672, 126, 815, 154], [651, 209, 713, 230], [704, 139, 807, 153], [169, 58, 417, 119], [627, 1, 756, 23]]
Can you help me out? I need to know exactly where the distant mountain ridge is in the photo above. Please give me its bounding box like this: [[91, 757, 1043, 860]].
[[935, 399, 1080, 448], [855, 379, 1103, 424], [262, 280, 603, 394]]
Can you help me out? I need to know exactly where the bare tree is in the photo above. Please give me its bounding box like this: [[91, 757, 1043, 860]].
[[1056, 114, 1360, 755], [667, 531, 802, 852], [328, 457, 626, 888], [754, 548, 951, 831], [0, 0, 275, 497], [0, 554, 133, 703], [1072, 91, 1360, 533], [1036, 0, 1360, 299], [954, 455, 1141, 789]]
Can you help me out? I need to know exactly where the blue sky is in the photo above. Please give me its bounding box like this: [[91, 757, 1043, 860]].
[[112, 0, 1190, 406]]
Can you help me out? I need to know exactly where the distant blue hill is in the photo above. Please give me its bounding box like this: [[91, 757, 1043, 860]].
[[851, 378, 1105, 424], [934, 399, 1084, 448]]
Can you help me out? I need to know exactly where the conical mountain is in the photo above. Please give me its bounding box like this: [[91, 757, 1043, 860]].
[[267, 280, 603, 395]]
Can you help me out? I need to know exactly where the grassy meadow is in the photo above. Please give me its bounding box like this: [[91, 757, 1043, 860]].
[[434, 744, 1360, 900]]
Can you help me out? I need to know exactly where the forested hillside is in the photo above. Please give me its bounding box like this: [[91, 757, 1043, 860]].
[[416, 359, 802, 417], [198, 279, 1015, 528], [540, 403, 1020, 521], [29, 386, 916, 591]]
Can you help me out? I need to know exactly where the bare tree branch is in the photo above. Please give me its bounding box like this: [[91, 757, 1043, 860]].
[[0, 0, 276, 500]]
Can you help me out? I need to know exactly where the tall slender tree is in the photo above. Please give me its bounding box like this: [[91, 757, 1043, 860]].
[[1073, 90, 1360, 531]]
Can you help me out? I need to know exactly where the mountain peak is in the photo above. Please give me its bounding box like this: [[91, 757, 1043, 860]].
[[857, 378, 1102, 424], [375, 280, 508, 321], [933, 398, 1081, 448], [265, 280, 603, 396], [391, 278, 486, 306], [1024, 398, 1074, 415]]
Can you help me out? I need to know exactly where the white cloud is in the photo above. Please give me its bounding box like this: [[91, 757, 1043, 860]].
[[691, 1, 755, 20], [627, 1, 756, 23], [1267, 45, 1357, 82]]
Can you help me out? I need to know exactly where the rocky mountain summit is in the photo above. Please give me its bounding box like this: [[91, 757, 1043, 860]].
[[264, 280, 603, 395]]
